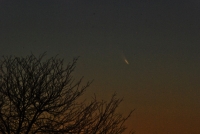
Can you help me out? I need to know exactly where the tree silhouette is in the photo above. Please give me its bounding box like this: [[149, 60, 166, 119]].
[[0, 53, 133, 134]]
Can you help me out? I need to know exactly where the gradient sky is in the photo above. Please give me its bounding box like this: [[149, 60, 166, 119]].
[[1, 0, 200, 133]]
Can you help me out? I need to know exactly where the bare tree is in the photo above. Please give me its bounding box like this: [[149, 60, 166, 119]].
[[0, 53, 133, 134]]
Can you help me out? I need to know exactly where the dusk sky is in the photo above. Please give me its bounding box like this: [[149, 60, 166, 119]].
[[1, 0, 200, 133]]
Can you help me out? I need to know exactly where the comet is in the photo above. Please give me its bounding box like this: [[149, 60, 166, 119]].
[[121, 51, 129, 65], [124, 58, 129, 65]]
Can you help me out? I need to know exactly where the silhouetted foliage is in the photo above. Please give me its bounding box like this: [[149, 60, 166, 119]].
[[0, 53, 133, 134]]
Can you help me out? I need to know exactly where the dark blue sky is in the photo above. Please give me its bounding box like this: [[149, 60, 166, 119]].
[[1, 0, 200, 133]]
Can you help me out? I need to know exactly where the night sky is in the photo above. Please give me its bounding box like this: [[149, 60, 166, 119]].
[[1, 0, 200, 133]]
